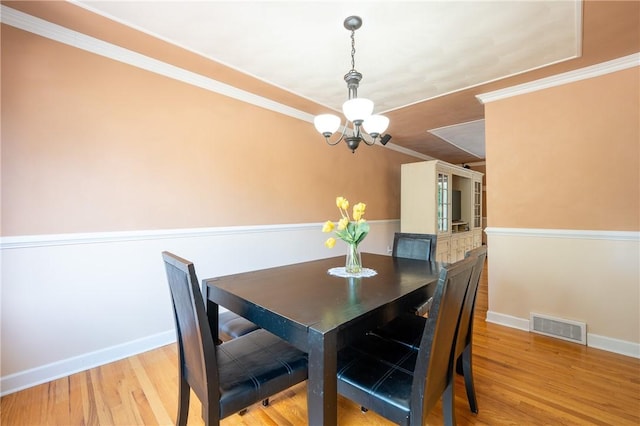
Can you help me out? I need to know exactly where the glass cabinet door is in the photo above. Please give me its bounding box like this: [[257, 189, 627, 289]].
[[437, 172, 449, 232], [473, 181, 482, 228]]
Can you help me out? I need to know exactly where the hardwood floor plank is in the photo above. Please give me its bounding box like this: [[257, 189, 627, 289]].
[[138, 345, 180, 418], [2, 261, 639, 425], [79, 369, 100, 425], [68, 374, 86, 426], [88, 365, 117, 425], [128, 356, 173, 425]]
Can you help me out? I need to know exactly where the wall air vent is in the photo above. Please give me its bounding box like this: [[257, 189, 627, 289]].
[[530, 312, 587, 345]]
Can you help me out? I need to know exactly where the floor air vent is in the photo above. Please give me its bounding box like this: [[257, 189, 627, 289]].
[[530, 313, 586, 345]]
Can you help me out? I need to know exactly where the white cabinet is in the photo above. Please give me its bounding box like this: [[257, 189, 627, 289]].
[[401, 160, 484, 263]]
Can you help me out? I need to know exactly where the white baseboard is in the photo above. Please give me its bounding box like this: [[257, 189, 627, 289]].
[[486, 311, 640, 359], [486, 310, 530, 331], [0, 330, 176, 397], [588, 333, 640, 359]]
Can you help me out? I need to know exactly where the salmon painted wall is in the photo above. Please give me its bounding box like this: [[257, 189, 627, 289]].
[[1, 23, 415, 237], [486, 67, 639, 231], [0, 4, 420, 391], [484, 66, 640, 352]]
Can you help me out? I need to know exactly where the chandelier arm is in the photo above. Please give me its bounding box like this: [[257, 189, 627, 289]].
[[361, 132, 378, 146], [324, 123, 349, 146], [352, 123, 377, 146]]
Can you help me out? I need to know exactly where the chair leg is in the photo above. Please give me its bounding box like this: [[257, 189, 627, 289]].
[[461, 344, 478, 413], [202, 401, 217, 426], [176, 376, 190, 426], [455, 353, 464, 375], [262, 398, 270, 406], [442, 378, 457, 426]]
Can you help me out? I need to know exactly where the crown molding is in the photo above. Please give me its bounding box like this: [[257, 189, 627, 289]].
[[462, 161, 486, 167], [1, 5, 429, 160], [0, 5, 312, 123], [383, 143, 434, 161], [476, 52, 640, 104]]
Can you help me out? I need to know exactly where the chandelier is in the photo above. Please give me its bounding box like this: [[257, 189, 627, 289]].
[[313, 16, 391, 153]]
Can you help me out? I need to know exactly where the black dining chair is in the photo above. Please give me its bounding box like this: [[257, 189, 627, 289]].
[[393, 232, 438, 262], [393, 232, 438, 316], [162, 252, 308, 426], [336, 256, 475, 426], [218, 310, 259, 340], [454, 245, 487, 413], [369, 245, 487, 415]]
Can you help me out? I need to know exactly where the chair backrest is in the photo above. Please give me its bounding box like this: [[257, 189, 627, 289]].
[[162, 252, 220, 408], [411, 255, 475, 419], [454, 246, 488, 354], [392, 232, 438, 261]]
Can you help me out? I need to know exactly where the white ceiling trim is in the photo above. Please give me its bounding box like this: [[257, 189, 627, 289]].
[[477, 52, 640, 104], [383, 144, 434, 161], [0, 5, 311, 123], [1, 5, 429, 159]]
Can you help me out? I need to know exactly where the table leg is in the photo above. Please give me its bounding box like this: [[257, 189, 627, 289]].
[[307, 330, 337, 426], [201, 283, 221, 345]]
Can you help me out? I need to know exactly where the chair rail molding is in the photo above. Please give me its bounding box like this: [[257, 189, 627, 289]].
[[0, 220, 400, 396], [484, 227, 639, 241], [0, 222, 335, 250]]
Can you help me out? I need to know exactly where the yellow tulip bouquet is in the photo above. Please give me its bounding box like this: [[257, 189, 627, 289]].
[[322, 196, 369, 272]]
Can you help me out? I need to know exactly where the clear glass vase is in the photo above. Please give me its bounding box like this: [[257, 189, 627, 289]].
[[345, 243, 362, 273]]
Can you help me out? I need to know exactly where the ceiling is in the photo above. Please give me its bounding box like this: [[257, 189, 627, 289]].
[[65, 1, 638, 163]]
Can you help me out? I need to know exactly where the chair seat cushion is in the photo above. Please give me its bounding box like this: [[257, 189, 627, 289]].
[[370, 313, 426, 351], [219, 310, 260, 338], [337, 332, 418, 425], [217, 328, 308, 418]]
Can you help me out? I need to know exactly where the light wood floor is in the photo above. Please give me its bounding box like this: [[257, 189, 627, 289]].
[[3, 262, 640, 425]]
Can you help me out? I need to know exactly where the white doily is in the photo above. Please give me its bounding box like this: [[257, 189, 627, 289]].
[[327, 267, 378, 278]]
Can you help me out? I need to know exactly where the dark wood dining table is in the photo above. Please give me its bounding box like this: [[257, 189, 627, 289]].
[[202, 253, 441, 425]]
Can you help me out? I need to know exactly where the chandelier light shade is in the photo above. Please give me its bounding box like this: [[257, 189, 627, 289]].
[[362, 115, 390, 137], [342, 98, 373, 123], [314, 16, 391, 153], [314, 114, 341, 136]]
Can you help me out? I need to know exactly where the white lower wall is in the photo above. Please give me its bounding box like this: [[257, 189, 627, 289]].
[[485, 227, 640, 358], [0, 220, 399, 396]]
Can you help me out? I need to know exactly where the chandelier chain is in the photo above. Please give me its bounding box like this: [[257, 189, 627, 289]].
[[350, 29, 356, 71]]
